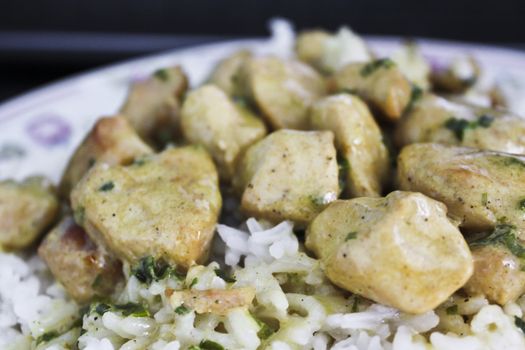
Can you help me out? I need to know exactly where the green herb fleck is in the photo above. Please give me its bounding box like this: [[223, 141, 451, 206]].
[[404, 85, 423, 114], [446, 305, 458, 315], [214, 268, 236, 283], [189, 277, 199, 288], [251, 313, 275, 340], [154, 68, 170, 82], [518, 199, 525, 212], [477, 115, 494, 127], [338, 156, 350, 196], [87, 157, 96, 168], [444, 115, 494, 141], [91, 273, 103, 289], [98, 181, 114, 192], [94, 303, 111, 315], [74, 206, 85, 225], [36, 331, 59, 345], [339, 88, 358, 95], [114, 302, 150, 317], [471, 224, 525, 260], [188, 346, 202, 350], [345, 232, 358, 241], [309, 195, 325, 208], [133, 157, 147, 166], [481, 193, 488, 206], [200, 339, 224, 350], [515, 316, 525, 333], [360, 58, 395, 77], [131, 256, 180, 285], [351, 295, 361, 313], [175, 305, 191, 315]]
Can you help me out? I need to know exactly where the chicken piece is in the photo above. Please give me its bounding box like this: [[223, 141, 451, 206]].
[[329, 59, 412, 121], [295, 28, 373, 74], [237, 56, 326, 130], [432, 55, 480, 93], [398, 143, 525, 233], [59, 116, 153, 198], [71, 146, 221, 268], [295, 30, 331, 70], [38, 216, 123, 302], [395, 93, 525, 154], [207, 50, 251, 96], [120, 66, 188, 145], [390, 42, 431, 90], [465, 241, 525, 305], [309, 94, 389, 197], [234, 130, 339, 227], [305, 191, 473, 314], [180, 85, 266, 181], [167, 287, 255, 316], [0, 177, 59, 250]]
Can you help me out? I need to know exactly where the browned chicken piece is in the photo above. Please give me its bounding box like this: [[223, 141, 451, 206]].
[[59, 116, 153, 198], [465, 241, 525, 305], [329, 59, 412, 121], [310, 94, 390, 197], [234, 130, 339, 227], [431, 55, 480, 93], [120, 66, 188, 145], [395, 93, 525, 154], [167, 287, 255, 316], [295, 30, 331, 71], [295, 28, 373, 74], [306, 191, 473, 314], [207, 50, 251, 96], [397, 143, 525, 233], [0, 176, 59, 251], [71, 146, 222, 268], [237, 56, 326, 130], [39, 216, 123, 303], [180, 84, 267, 181]]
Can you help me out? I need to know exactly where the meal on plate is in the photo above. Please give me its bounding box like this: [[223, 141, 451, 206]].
[[3, 22, 525, 350]]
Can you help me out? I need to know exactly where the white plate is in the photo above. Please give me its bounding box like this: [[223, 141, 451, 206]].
[[2, 34, 525, 183]]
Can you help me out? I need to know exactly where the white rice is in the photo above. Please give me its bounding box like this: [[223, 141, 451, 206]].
[[2, 218, 525, 349]]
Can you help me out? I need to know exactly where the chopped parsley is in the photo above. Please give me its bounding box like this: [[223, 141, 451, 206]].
[[132, 157, 147, 166], [446, 305, 458, 315], [251, 313, 275, 340], [403, 85, 423, 114], [214, 268, 236, 283], [98, 181, 114, 192], [444, 115, 494, 141], [515, 316, 525, 333], [199, 339, 224, 350], [87, 157, 96, 168], [175, 305, 191, 315], [519, 198, 525, 211], [74, 206, 85, 225], [90, 302, 149, 317], [114, 302, 150, 317], [481, 192, 488, 206], [189, 277, 199, 288], [345, 232, 358, 241], [338, 156, 350, 195], [154, 68, 170, 82], [360, 58, 395, 77], [95, 302, 111, 315], [351, 295, 361, 312], [470, 224, 525, 260], [131, 256, 181, 285], [309, 195, 325, 208], [36, 331, 59, 345]]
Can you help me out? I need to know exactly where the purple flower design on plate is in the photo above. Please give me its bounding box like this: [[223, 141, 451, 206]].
[[26, 115, 72, 147]]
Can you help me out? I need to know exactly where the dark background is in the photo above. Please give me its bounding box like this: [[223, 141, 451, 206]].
[[2, 0, 525, 103]]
